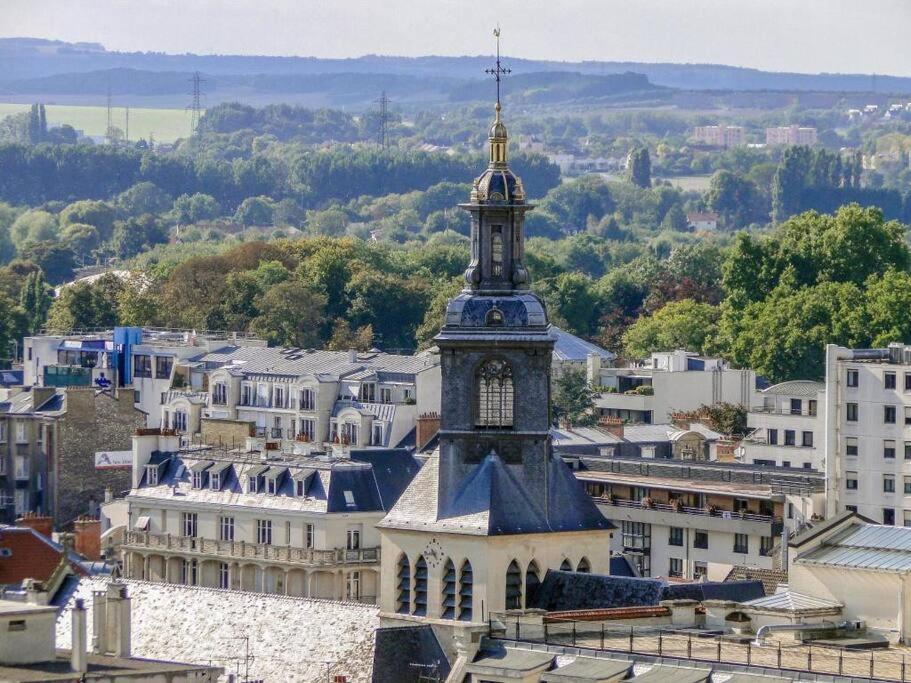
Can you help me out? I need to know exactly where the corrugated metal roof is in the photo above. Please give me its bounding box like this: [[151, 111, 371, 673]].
[[762, 380, 824, 397], [742, 590, 842, 611], [796, 523, 911, 572]]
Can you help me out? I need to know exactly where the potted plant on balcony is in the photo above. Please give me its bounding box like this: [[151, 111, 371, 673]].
[[673, 498, 684, 513], [641, 497, 654, 509]]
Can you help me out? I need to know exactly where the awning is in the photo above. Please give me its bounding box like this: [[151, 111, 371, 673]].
[[134, 516, 150, 530]]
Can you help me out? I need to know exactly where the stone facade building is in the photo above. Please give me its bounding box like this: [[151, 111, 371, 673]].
[[378, 101, 614, 627]]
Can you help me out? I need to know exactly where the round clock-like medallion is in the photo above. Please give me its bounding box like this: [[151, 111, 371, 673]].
[[422, 538, 444, 568]]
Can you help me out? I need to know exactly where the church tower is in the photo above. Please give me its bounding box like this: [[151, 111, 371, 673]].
[[378, 68, 614, 626]]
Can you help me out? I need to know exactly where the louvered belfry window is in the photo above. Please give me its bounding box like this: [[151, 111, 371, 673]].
[[476, 359, 514, 428]]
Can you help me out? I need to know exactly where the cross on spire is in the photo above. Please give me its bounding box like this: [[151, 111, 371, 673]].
[[485, 26, 511, 106]]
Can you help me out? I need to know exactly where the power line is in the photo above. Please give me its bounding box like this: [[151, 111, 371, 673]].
[[188, 71, 206, 136]]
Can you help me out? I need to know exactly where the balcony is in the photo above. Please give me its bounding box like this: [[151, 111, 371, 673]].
[[594, 497, 783, 538], [123, 530, 380, 568]]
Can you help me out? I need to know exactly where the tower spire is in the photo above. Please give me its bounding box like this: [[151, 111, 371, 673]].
[[485, 27, 511, 168]]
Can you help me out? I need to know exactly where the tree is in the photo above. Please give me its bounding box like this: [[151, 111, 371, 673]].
[[627, 147, 651, 188], [234, 196, 275, 227], [660, 204, 689, 232], [46, 277, 123, 331], [173, 193, 222, 223], [719, 282, 868, 382], [306, 207, 349, 236], [552, 368, 598, 427], [111, 215, 169, 259], [865, 270, 911, 347], [538, 176, 614, 232], [326, 318, 374, 352], [11, 210, 57, 247], [59, 200, 117, 242], [116, 181, 173, 217], [18, 241, 75, 284], [706, 170, 764, 228], [623, 299, 720, 359], [251, 281, 327, 347], [61, 223, 101, 265], [534, 272, 601, 336], [346, 269, 430, 350], [19, 270, 52, 334]]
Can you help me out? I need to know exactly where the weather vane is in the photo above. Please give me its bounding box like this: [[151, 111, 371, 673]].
[[485, 26, 511, 106]]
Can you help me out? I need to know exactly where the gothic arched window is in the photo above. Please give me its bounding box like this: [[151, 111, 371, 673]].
[[476, 358, 514, 428], [458, 560, 473, 621], [525, 560, 541, 606], [505, 560, 522, 610], [395, 554, 411, 614], [441, 558, 456, 619], [577, 557, 591, 573]]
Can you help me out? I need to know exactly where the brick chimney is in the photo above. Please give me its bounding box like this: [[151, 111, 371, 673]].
[[598, 416, 624, 439], [416, 412, 440, 450], [74, 516, 102, 561], [16, 511, 53, 538]]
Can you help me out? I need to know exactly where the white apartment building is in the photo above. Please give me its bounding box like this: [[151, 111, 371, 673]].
[[165, 346, 441, 450], [576, 457, 824, 581], [765, 125, 818, 146], [121, 431, 420, 602], [23, 327, 267, 428], [593, 350, 759, 424], [824, 343, 911, 524], [740, 380, 824, 471], [692, 125, 746, 148]]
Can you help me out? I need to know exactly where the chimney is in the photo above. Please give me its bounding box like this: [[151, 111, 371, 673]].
[[107, 582, 131, 658], [74, 516, 102, 561], [15, 511, 53, 538], [348, 348, 358, 363], [416, 412, 440, 450], [599, 416, 624, 439], [586, 352, 603, 386], [71, 598, 88, 674]]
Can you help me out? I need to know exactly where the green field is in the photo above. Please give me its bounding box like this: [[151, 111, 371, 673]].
[[0, 103, 195, 143]]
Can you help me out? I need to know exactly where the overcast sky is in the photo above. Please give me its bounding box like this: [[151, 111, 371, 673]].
[[3, 0, 910, 76]]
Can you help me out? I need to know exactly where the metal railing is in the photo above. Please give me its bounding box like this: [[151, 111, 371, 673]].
[[494, 617, 909, 682], [594, 497, 781, 525], [123, 531, 380, 567]]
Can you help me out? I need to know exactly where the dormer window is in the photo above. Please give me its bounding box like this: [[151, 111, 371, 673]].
[[145, 464, 159, 486], [248, 476, 258, 493], [192, 471, 204, 489], [210, 472, 221, 491], [267, 477, 278, 494], [212, 383, 227, 405], [296, 479, 305, 497], [359, 383, 376, 402], [300, 388, 315, 411], [486, 308, 504, 326]]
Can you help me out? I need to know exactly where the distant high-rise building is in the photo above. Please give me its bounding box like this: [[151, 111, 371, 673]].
[[766, 125, 818, 146], [692, 125, 746, 148]]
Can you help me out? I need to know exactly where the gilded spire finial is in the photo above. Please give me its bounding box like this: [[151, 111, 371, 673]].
[[485, 27, 510, 167]]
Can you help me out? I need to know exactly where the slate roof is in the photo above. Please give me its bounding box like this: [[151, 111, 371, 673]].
[[200, 346, 433, 380], [528, 570, 765, 612], [629, 665, 711, 683], [610, 555, 639, 578], [467, 646, 555, 672], [663, 580, 765, 603], [529, 570, 666, 612], [551, 327, 615, 363], [132, 448, 419, 515], [741, 590, 842, 611], [796, 522, 911, 572], [378, 451, 614, 536], [372, 626, 451, 683], [58, 578, 378, 683]]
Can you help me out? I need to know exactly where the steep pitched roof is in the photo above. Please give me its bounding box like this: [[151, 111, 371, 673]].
[[372, 626, 451, 683], [0, 526, 86, 586], [379, 452, 614, 536]]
